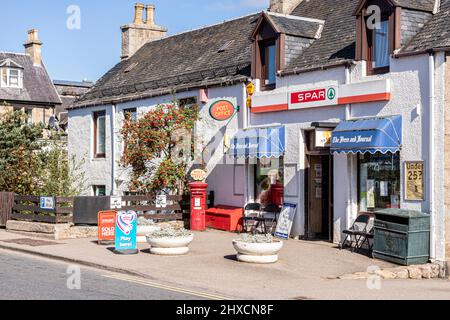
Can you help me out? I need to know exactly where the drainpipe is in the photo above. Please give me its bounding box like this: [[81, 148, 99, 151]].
[[345, 66, 351, 120], [428, 54, 436, 260], [111, 104, 117, 196]]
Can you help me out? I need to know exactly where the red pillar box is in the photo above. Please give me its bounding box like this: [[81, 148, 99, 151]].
[[271, 183, 284, 207], [189, 182, 208, 231]]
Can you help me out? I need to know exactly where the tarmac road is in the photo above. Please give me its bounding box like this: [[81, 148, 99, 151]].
[[0, 250, 216, 300]]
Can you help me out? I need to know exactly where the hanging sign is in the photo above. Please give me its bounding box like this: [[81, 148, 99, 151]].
[[115, 210, 138, 254], [191, 169, 207, 181], [275, 203, 298, 240], [315, 128, 333, 148], [98, 211, 117, 245], [209, 100, 235, 121], [405, 161, 424, 201]]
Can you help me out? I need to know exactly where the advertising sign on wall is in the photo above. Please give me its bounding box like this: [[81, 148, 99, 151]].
[[209, 100, 236, 121], [290, 86, 338, 110], [275, 203, 298, 240], [115, 210, 138, 254], [405, 161, 425, 201], [40, 197, 55, 211]]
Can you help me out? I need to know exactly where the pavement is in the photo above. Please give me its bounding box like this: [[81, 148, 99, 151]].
[[0, 228, 449, 300]]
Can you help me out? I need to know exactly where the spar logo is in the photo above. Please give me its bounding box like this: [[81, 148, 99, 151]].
[[291, 87, 337, 105]]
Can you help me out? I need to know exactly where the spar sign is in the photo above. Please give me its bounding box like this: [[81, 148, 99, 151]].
[[289, 85, 338, 110]]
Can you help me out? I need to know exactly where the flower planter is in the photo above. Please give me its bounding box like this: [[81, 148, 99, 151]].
[[136, 225, 160, 243], [146, 234, 194, 255], [232, 240, 283, 264]]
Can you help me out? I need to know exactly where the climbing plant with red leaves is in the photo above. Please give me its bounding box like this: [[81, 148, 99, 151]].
[[121, 103, 199, 194]]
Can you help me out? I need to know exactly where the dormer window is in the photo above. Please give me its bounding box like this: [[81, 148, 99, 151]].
[[0, 68, 23, 88], [355, 0, 401, 75]]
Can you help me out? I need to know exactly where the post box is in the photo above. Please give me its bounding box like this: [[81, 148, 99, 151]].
[[189, 182, 208, 231], [271, 183, 284, 207]]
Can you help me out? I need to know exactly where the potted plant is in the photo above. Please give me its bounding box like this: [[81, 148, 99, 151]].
[[136, 217, 160, 243], [232, 234, 283, 264], [146, 227, 194, 255]]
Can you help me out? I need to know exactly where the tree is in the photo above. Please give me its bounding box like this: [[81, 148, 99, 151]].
[[121, 103, 199, 194], [0, 111, 87, 196]]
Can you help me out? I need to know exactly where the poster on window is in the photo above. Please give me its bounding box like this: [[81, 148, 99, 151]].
[[275, 203, 297, 240], [367, 180, 375, 208], [405, 161, 424, 201]]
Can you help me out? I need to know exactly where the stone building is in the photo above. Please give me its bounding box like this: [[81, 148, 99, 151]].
[[68, 0, 450, 265], [0, 29, 61, 124]]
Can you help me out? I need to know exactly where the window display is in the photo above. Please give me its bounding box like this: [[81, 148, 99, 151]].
[[255, 157, 284, 207], [359, 152, 400, 212]]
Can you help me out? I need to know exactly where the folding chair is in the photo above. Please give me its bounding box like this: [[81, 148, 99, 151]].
[[354, 217, 375, 254], [339, 214, 372, 252], [262, 204, 281, 234], [241, 203, 266, 234]]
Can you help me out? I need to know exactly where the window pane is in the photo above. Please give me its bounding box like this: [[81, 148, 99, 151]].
[[374, 20, 390, 68], [255, 157, 284, 206], [266, 44, 276, 85], [96, 114, 106, 155], [94, 186, 106, 196], [9, 69, 19, 87], [124, 108, 137, 121], [359, 152, 400, 212], [1, 68, 7, 87]]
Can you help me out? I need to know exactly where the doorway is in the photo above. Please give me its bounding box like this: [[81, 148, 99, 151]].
[[304, 130, 334, 241]]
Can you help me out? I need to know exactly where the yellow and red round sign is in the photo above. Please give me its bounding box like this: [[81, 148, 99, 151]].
[[209, 100, 235, 121]]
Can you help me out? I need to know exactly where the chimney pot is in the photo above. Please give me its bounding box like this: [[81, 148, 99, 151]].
[[146, 4, 155, 26], [269, 0, 303, 14], [133, 3, 145, 25]]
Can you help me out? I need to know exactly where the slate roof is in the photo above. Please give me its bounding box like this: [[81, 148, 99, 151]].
[[393, 0, 437, 11], [400, 0, 450, 52], [0, 52, 61, 106], [72, 14, 259, 108], [266, 12, 324, 38], [285, 0, 358, 73]]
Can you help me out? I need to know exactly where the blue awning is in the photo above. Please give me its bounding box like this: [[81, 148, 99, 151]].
[[230, 126, 285, 158], [331, 116, 402, 154]]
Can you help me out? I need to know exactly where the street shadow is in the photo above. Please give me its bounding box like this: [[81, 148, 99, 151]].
[[140, 248, 152, 254], [223, 254, 238, 262]]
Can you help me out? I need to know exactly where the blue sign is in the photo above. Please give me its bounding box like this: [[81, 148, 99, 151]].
[[115, 210, 138, 253], [40, 197, 55, 211]]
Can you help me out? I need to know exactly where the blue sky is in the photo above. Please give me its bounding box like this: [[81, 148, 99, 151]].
[[0, 0, 267, 82]]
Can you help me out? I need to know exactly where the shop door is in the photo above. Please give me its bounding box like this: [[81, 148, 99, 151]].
[[306, 155, 333, 240]]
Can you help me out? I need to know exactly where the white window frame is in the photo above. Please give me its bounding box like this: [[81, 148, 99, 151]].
[[0, 68, 23, 88]]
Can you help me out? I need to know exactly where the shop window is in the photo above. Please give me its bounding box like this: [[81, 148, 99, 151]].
[[255, 157, 284, 207], [93, 185, 106, 196], [93, 110, 106, 158], [358, 152, 400, 212]]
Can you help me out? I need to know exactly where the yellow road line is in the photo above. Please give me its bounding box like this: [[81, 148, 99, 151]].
[[102, 274, 229, 300]]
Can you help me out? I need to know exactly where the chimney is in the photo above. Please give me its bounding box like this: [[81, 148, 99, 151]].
[[269, 0, 303, 14], [24, 29, 43, 66], [133, 3, 145, 25], [121, 3, 167, 60]]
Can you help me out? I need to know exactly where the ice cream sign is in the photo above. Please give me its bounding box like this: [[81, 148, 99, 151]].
[[290, 86, 338, 109]]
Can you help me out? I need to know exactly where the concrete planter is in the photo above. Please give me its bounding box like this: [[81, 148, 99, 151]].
[[146, 234, 194, 255], [232, 240, 284, 264], [136, 225, 160, 243]]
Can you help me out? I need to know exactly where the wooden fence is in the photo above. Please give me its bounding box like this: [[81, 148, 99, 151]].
[[121, 195, 183, 221], [12, 195, 73, 224], [0, 192, 15, 227]]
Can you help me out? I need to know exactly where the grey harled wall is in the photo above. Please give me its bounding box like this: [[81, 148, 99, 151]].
[[400, 9, 432, 47], [285, 35, 313, 67]]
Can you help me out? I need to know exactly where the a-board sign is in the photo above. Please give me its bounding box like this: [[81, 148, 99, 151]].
[[110, 196, 122, 209], [274, 203, 298, 240], [98, 211, 117, 244], [115, 210, 138, 254], [40, 197, 55, 211]]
